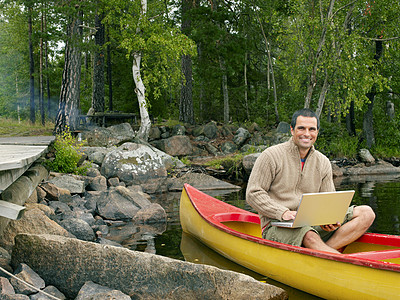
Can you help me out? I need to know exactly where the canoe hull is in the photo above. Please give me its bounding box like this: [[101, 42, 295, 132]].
[[180, 184, 400, 300]]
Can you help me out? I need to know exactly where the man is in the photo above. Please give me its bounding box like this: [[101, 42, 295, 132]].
[[246, 108, 375, 253]]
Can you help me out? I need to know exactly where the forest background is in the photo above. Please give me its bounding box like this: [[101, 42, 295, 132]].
[[1, 0, 400, 160]]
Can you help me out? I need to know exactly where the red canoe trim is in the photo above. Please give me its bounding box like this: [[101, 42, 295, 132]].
[[183, 183, 400, 273]]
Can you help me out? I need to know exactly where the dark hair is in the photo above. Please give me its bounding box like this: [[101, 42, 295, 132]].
[[291, 108, 320, 129]]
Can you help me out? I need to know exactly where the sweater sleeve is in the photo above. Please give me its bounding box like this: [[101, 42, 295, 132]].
[[246, 150, 289, 220], [319, 155, 335, 193]]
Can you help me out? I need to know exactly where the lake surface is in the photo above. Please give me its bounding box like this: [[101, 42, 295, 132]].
[[107, 173, 400, 299]]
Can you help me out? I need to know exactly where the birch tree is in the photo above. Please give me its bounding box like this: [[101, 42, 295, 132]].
[[104, 0, 196, 141]]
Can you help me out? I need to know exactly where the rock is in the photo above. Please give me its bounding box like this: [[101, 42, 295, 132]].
[[168, 172, 241, 191], [107, 177, 119, 187], [0, 209, 70, 251], [341, 160, 400, 176], [29, 286, 66, 300], [248, 122, 262, 133], [152, 135, 193, 157], [233, 128, 250, 147], [96, 190, 140, 220], [204, 143, 219, 156], [100, 143, 168, 185], [85, 167, 101, 178], [0, 293, 30, 299], [39, 183, 70, 201], [12, 234, 287, 300], [86, 176, 107, 191], [81, 123, 135, 147], [114, 186, 152, 209], [25, 189, 37, 204], [148, 127, 161, 141], [171, 124, 186, 136], [133, 203, 166, 224], [10, 263, 45, 295], [59, 218, 95, 242], [276, 122, 291, 134], [221, 141, 237, 154], [242, 153, 261, 174], [75, 281, 130, 300], [203, 121, 219, 139], [48, 201, 72, 220], [49, 176, 85, 194], [359, 148, 375, 164], [36, 187, 47, 203], [0, 277, 15, 295]]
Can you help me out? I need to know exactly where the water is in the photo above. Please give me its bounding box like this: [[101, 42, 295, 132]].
[[107, 174, 400, 299]]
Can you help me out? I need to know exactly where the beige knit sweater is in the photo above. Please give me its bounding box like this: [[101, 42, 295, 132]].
[[246, 137, 335, 229]]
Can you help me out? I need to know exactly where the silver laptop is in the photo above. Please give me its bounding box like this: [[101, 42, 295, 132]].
[[270, 190, 355, 228]]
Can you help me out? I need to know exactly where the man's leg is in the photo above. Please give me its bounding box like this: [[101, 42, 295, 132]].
[[302, 205, 375, 253], [325, 205, 375, 250], [302, 231, 341, 253]]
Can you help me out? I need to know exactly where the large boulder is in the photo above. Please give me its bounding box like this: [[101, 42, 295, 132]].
[[168, 172, 241, 192], [151, 135, 193, 157], [0, 209, 71, 251], [81, 123, 135, 147], [100, 143, 168, 185], [233, 128, 251, 147], [12, 234, 287, 300], [242, 153, 261, 175], [49, 176, 85, 194]]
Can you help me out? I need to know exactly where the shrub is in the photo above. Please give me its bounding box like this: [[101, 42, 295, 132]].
[[49, 130, 90, 175]]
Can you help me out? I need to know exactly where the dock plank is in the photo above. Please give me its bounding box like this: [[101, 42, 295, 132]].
[[0, 136, 54, 192]]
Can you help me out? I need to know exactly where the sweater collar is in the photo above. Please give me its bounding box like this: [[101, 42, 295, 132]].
[[288, 137, 315, 158]]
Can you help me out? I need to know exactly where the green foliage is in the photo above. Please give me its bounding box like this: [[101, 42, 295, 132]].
[[315, 121, 358, 159], [49, 129, 90, 175]]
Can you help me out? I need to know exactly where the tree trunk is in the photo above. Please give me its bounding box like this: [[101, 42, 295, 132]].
[[304, 0, 335, 108], [363, 39, 383, 148], [132, 52, 151, 141], [179, 0, 194, 124], [28, 5, 35, 124], [44, 12, 51, 119], [220, 56, 229, 124], [91, 11, 105, 114], [244, 52, 250, 121], [106, 28, 113, 111], [256, 11, 279, 124], [346, 100, 356, 136], [363, 92, 375, 148], [132, 0, 151, 141], [39, 13, 45, 125], [315, 71, 329, 118], [180, 54, 194, 124], [54, 10, 83, 134]]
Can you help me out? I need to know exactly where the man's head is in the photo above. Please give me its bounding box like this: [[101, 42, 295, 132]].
[[290, 108, 319, 158], [291, 108, 320, 130]]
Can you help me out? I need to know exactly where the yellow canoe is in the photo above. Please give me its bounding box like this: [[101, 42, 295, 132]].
[[180, 184, 400, 300]]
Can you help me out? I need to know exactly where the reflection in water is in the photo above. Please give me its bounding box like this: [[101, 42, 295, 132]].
[[180, 232, 321, 300]]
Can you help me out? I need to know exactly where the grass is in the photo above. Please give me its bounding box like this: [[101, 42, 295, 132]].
[[0, 117, 54, 137]]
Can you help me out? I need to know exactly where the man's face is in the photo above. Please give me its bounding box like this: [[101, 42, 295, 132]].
[[290, 116, 319, 151]]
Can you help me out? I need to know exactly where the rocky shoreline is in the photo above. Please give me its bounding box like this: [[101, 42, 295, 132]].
[[1, 121, 399, 299]]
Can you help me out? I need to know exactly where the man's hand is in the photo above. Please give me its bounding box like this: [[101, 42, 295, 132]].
[[320, 223, 341, 232], [282, 210, 297, 221]]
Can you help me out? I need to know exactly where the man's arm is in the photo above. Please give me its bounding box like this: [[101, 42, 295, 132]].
[[246, 151, 289, 220]]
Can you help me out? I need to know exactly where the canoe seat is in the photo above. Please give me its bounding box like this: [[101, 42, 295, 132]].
[[347, 249, 400, 261], [212, 212, 260, 224]]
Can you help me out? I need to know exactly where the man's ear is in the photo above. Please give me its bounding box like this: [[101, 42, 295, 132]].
[[290, 126, 294, 135]]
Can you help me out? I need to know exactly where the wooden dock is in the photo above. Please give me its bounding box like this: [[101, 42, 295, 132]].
[[0, 136, 55, 193]]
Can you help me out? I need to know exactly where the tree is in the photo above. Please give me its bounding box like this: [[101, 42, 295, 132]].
[[179, 0, 194, 124], [54, 2, 83, 134], [91, 7, 105, 114], [104, 0, 196, 141]]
